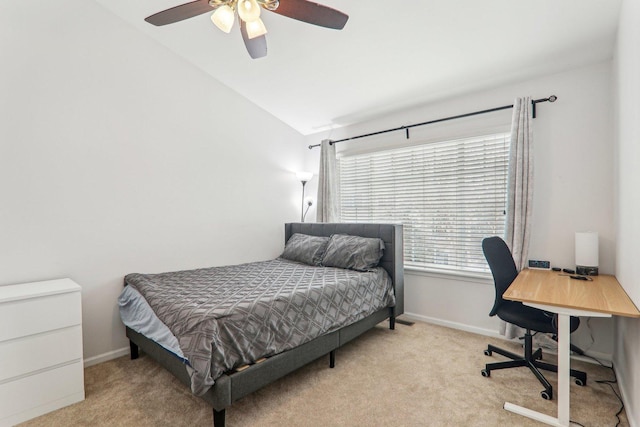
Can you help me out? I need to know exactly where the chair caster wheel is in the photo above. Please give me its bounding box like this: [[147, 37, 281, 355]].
[[483, 349, 492, 356], [575, 378, 585, 386], [541, 390, 552, 400], [481, 369, 490, 377]]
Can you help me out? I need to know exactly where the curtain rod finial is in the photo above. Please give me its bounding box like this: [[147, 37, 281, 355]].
[[549, 95, 557, 102]]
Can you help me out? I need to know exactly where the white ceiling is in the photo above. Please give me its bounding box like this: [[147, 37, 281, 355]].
[[95, 0, 621, 135]]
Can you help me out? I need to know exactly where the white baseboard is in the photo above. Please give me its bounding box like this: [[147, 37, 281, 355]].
[[84, 346, 129, 368], [615, 365, 638, 427], [402, 311, 613, 365], [575, 350, 613, 365], [403, 312, 503, 339]]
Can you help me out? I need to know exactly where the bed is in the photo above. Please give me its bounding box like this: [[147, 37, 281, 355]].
[[121, 222, 404, 426]]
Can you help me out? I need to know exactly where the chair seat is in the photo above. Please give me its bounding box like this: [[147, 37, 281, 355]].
[[496, 301, 580, 334]]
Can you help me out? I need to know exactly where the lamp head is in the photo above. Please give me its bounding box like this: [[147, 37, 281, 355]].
[[245, 17, 267, 39], [211, 5, 235, 33], [296, 171, 313, 184], [237, 0, 261, 21]]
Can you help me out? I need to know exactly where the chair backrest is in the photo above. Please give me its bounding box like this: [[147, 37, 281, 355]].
[[482, 236, 519, 317]]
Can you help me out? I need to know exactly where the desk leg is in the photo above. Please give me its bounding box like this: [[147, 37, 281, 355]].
[[557, 313, 570, 425], [504, 310, 572, 427], [504, 302, 612, 427], [503, 403, 565, 426]]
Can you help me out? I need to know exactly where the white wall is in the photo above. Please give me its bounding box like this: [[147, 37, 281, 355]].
[[613, 0, 640, 424], [305, 61, 615, 357], [0, 0, 306, 362]]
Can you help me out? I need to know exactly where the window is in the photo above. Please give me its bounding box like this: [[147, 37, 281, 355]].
[[339, 133, 510, 275]]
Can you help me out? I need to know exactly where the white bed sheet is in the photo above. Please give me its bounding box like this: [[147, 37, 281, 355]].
[[118, 285, 186, 361]]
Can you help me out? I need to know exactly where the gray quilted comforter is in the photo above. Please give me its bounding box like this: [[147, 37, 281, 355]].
[[124, 258, 395, 395]]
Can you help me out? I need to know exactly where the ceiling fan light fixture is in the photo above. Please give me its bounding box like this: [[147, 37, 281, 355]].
[[245, 17, 267, 39], [237, 0, 261, 22], [211, 5, 235, 33], [146, 0, 349, 59]]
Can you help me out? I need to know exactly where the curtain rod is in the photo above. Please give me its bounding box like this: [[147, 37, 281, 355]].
[[308, 95, 557, 150]]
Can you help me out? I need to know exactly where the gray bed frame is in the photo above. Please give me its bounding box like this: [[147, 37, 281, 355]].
[[126, 222, 404, 427]]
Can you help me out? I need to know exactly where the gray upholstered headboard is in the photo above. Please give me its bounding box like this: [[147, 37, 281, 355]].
[[284, 223, 404, 316]]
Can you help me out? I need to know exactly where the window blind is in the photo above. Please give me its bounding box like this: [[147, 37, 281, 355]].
[[339, 133, 510, 274]]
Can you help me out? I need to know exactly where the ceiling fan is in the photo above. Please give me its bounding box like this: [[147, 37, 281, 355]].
[[145, 0, 349, 59]]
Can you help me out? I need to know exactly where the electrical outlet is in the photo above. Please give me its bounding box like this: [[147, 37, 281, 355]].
[[528, 260, 550, 269]]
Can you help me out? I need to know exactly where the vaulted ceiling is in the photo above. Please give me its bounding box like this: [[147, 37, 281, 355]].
[[95, 0, 621, 135]]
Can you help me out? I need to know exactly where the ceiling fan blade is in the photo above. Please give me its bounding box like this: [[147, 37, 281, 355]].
[[240, 20, 268, 59], [271, 0, 348, 30], [145, 0, 212, 26]]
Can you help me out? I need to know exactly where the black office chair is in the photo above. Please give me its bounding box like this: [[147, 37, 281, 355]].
[[480, 236, 587, 400]]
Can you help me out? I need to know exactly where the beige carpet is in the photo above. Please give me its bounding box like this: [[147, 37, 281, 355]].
[[20, 320, 628, 426]]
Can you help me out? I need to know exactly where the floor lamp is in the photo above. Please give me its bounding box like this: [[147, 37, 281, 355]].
[[296, 171, 313, 222]]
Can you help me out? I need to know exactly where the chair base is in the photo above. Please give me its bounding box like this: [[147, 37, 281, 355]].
[[481, 332, 587, 400]]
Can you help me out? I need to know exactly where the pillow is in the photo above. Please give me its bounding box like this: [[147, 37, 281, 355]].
[[321, 234, 385, 271], [280, 233, 330, 266]]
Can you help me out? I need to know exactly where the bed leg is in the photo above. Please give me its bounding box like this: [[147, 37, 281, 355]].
[[389, 307, 396, 330], [329, 350, 336, 368], [213, 408, 225, 427], [129, 340, 139, 360]]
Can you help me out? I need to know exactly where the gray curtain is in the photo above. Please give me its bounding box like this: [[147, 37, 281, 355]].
[[316, 139, 340, 222], [501, 96, 534, 338]]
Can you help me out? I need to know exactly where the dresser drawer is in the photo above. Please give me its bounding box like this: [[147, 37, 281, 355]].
[[0, 326, 83, 383], [0, 361, 84, 426], [0, 292, 81, 342]]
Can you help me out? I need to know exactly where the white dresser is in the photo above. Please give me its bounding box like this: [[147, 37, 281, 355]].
[[0, 279, 84, 427]]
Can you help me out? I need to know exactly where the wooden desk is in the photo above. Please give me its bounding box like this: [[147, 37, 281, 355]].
[[503, 269, 640, 427]]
